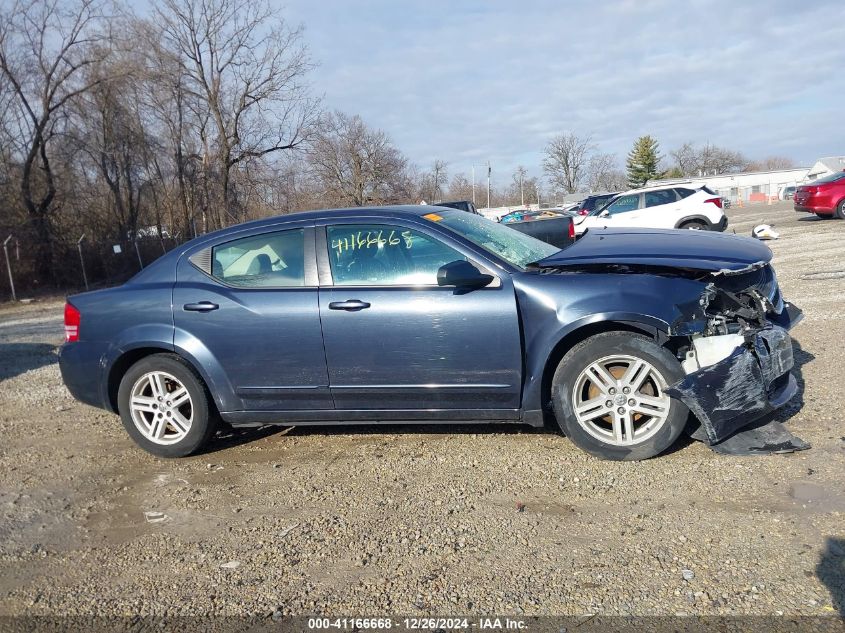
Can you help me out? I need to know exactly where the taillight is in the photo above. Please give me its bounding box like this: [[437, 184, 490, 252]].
[[705, 197, 723, 208], [64, 302, 80, 342], [568, 221, 576, 240], [577, 209, 589, 215]]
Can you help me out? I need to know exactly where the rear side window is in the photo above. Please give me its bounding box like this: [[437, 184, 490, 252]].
[[211, 229, 305, 287], [701, 185, 718, 195], [644, 189, 678, 208], [674, 188, 695, 199]]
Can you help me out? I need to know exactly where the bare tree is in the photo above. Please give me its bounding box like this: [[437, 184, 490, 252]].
[[132, 17, 207, 235], [423, 159, 448, 202], [543, 133, 595, 194], [512, 166, 527, 205], [745, 155, 796, 172], [669, 142, 697, 177], [670, 141, 748, 177], [153, 0, 319, 225], [0, 0, 112, 284], [308, 111, 409, 207], [587, 153, 626, 192], [446, 173, 473, 202]]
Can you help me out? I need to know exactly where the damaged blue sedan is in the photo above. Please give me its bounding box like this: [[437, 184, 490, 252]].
[[59, 206, 804, 460]]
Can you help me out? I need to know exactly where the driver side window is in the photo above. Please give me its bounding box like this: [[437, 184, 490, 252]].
[[605, 194, 641, 215], [326, 224, 465, 286]]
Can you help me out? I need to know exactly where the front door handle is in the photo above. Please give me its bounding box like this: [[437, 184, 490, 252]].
[[183, 301, 219, 312], [328, 299, 371, 311]]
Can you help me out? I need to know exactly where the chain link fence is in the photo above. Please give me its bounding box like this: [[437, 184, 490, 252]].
[[0, 229, 189, 302]]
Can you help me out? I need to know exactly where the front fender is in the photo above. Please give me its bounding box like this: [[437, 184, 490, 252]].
[[521, 311, 671, 414], [513, 272, 708, 414]]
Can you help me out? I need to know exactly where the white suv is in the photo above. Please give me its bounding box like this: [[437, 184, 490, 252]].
[[573, 184, 728, 235]]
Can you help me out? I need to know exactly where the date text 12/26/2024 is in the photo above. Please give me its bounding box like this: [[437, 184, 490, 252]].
[[307, 617, 527, 630]]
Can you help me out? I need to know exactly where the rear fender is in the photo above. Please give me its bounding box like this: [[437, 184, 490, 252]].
[[674, 214, 713, 229], [101, 324, 177, 410], [173, 327, 239, 413]]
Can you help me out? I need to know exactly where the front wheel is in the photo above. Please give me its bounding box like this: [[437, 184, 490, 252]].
[[551, 332, 689, 461], [117, 353, 218, 457], [835, 200, 845, 220]]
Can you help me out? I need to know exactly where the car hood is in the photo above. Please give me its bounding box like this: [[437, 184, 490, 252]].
[[535, 228, 772, 273]]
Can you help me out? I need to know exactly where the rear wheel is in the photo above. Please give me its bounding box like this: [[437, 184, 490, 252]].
[[836, 200, 845, 220], [551, 332, 688, 461], [117, 354, 218, 457], [680, 220, 708, 230]]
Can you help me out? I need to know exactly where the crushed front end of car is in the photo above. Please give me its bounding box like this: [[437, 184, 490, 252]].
[[664, 262, 807, 453], [533, 228, 807, 454]]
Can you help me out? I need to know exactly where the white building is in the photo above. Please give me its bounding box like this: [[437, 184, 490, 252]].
[[649, 167, 810, 203], [806, 156, 845, 181]]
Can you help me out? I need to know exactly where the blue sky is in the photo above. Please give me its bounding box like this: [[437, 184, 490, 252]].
[[286, 0, 844, 185]]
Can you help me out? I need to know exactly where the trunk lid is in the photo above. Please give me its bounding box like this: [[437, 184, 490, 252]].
[[535, 227, 772, 272]]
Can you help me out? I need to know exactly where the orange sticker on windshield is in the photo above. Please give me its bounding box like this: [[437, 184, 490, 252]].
[[423, 213, 443, 222]]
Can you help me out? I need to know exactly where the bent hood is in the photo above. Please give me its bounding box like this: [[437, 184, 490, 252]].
[[535, 228, 772, 272]]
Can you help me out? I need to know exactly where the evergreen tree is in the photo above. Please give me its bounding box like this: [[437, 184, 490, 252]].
[[626, 136, 662, 188]]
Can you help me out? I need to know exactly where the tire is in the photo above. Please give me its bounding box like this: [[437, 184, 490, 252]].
[[836, 200, 845, 220], [551, 332, 689, 461], [680, 220, 708, 230], [117, 353, 218, 457]]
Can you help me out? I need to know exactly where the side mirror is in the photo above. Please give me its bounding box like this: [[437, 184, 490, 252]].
[[599, 209, 610, 218], [437, 260, 494, 289]]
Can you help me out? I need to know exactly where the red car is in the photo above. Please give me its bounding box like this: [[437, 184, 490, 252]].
[[794, 171, 845, 218]]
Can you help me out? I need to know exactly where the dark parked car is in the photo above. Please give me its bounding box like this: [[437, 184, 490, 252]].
[[794, 172, 845, 218], [500, 209, 576, 248], [60, 207, 803, 461], [570, 193, 618, 216], [430, 200, 480, 215]]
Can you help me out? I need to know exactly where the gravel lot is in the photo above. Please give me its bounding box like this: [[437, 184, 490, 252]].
[[0, 201, 844, 619]]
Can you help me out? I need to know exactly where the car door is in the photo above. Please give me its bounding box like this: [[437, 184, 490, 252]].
[[316, 220, 523, 415], [173, 225, 333, 412], [640, 189, 681, 227], [599, 193, 643, 226]]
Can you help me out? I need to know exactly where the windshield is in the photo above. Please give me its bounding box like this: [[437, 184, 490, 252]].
[[427, 209, 558, 269]]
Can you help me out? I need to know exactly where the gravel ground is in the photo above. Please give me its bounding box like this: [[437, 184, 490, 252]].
[[0, 201, 843, 618]]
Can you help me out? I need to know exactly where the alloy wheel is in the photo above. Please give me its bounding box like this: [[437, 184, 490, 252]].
[[129, 371, 193, 445], [571, 354, 671, 447]]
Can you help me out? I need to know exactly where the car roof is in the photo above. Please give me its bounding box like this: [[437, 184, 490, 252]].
[[199, 205, 447, 239], [618, 183, 698, 196]]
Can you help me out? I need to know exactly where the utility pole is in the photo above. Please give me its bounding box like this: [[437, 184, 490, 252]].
[[486, 161, 491, 210], [471, 166, 476, 205], [3, 235, 15, 301], [77, 234, 89, 291]]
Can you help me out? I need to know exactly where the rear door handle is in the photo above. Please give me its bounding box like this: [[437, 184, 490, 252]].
[[183, 301, 219, 312], [328, 299, 371, 311]]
